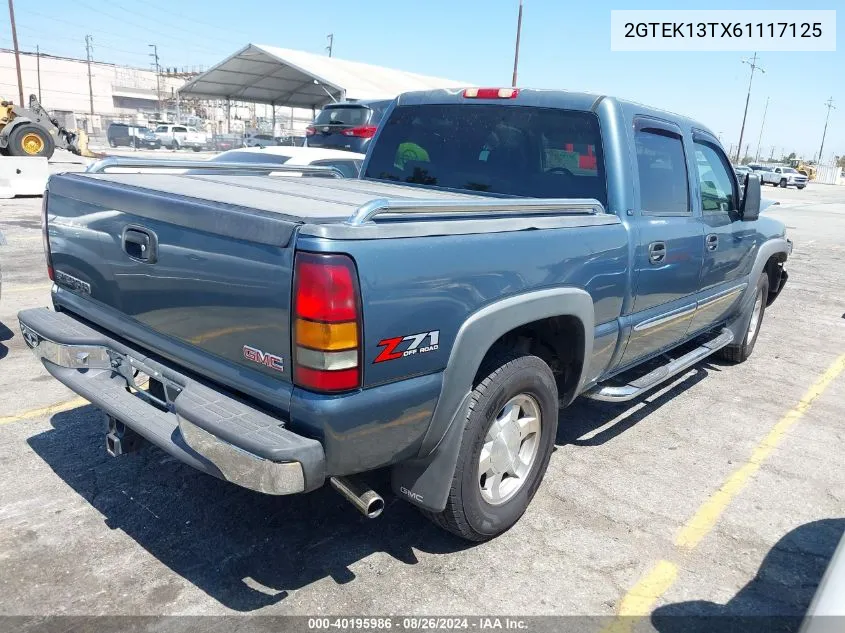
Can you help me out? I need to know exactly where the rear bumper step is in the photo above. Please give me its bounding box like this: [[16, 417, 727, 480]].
[[585, 328, 734, 402], [18, 307, 326, 495]]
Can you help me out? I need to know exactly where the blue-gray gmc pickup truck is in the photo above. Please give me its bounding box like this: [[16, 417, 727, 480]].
[[19, 88, 791, 541]]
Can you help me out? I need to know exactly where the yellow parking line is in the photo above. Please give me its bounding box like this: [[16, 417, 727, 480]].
[[599, 560, 678, 633], [0, 396, 88, 426], [675, 353, 845, 549], [603, 353, 845, 629]]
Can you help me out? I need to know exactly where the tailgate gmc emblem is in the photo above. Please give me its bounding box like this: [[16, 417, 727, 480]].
[[243, 345, 284, 372]]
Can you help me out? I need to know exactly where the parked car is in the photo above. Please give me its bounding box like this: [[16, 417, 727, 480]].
[[209, 146, 365, 178], [733, 164, 751, 179], [20, 87, 791, 542], [210, 134, 244, 152], [761, 166, 808, 189], [153, 124, 209, 151], [243, 132, 278, 148], [305, 99, 392, 153], [275, 135, 306, 147], [106, 123, 161, 149]]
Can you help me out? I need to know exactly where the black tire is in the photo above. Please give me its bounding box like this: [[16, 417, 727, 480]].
[[192, 146, 201, 152], [170, 141, 179, 150], [797, 185, 805, 190], [108, 139, 116, 148], [422, 351, 559, 541], [718, 272, 769, 363], [7, 124, 55, 158], [779, 178, 787, 188]]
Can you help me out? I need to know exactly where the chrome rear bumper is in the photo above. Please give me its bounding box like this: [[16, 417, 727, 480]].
[[18, 308, 325, 495]]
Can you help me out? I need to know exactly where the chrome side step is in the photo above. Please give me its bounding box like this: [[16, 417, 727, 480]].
[[585, 328, 734, 402]]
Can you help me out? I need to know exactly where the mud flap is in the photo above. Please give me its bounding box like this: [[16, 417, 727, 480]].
[[390, 393, 471, 512]]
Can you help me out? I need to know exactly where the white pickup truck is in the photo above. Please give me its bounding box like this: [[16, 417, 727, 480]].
[[751, 165, 808, 190], [153, 124, 209, 152]]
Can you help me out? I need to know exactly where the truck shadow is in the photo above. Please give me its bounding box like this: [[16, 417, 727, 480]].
[[556, 365, 713, 447], [27, 406, 471, 612], [0, 320, 14, 360], [651, 518, 845, 633]]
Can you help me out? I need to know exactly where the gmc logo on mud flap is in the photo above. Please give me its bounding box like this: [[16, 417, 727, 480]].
[[400, 487, 424, 503], [374, 330, 440, 363], [243, 345, 284, 373]]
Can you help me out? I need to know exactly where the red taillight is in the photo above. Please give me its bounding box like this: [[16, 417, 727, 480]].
[[293, 252, 361, 393], [463, 87, 520, 99], [306, 126, 316, 137], [341, 125, 377, 138], [41, 190, 53, 281]]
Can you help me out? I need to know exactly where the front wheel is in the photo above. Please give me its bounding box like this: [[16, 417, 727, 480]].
[[719, 272, 769, 363], [170, 141, 179, 150], [797, 185, 805, 190], [422, 352, 559, 541], [780, 178, 787, 188], [7, 124, 55, 158]]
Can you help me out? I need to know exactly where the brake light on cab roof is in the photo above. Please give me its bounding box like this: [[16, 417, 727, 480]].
[[463, 88, 520, 99]]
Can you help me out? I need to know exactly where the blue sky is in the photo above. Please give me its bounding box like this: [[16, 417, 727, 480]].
[[3, 0, 842, 160]]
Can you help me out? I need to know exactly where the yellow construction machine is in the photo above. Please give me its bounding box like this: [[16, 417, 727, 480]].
[[789, 159, 817, 180], [0, 94, 102, 159]]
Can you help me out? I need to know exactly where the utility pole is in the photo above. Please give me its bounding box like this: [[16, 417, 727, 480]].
[[36, 44, 42, 102], [736, 52, 765, 163], [326, 33, 334, 57], [511, 0, 523, 87], [817, 97, 835, 164], [7, 0, 24, 105], [755, 96, 769, 162], [85, 35, 94, 117], [149, 44, 161, 116]]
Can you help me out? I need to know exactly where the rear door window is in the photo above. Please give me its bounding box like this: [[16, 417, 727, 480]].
[[364, 104, 607, 204], [635, 128, 690, 214]]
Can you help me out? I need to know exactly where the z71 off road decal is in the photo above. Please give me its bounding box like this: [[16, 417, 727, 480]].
[[374, 330, 440, 363]]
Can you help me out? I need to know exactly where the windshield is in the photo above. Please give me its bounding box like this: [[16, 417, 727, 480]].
[[364, 104, 607, 204], [209, 152, 291, 164], [315, 106, 371, 126]]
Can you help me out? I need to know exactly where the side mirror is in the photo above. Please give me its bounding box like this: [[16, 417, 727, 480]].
[[740, 173, 761, 221]]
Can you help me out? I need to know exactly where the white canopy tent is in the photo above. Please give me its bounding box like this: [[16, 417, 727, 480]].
[[178, 43, 467, 110]]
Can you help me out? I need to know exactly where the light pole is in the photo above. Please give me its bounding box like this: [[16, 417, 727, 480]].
[[7, 0, 24, 105], [817, 97, 835, 164], [755, 96, 769, 162], [736, 52, 765, 164]]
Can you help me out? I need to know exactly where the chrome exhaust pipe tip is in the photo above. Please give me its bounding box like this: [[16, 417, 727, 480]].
[[330, 476, 384, 519]]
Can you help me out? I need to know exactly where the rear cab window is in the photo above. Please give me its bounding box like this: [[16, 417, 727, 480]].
[[364, 104, 607, 205]]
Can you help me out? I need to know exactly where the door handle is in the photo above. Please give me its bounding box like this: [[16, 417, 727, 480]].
[[122, 227, 158, 263], [706, 234, 719, 251], [648, 241, 666, 265]]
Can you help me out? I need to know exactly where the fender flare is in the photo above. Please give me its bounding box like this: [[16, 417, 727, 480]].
[[391, 287, 594, 512], [727, 237, 790, 342]]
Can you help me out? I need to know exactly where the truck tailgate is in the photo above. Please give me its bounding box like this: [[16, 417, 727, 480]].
[[46, 172, 307, 409]]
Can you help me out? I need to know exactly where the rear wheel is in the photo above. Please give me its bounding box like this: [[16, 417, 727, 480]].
[[7, 124, 55, 158], [422, 352, 559, 541], [719, 272, 769, 363], [797, 185, 805, 190]]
